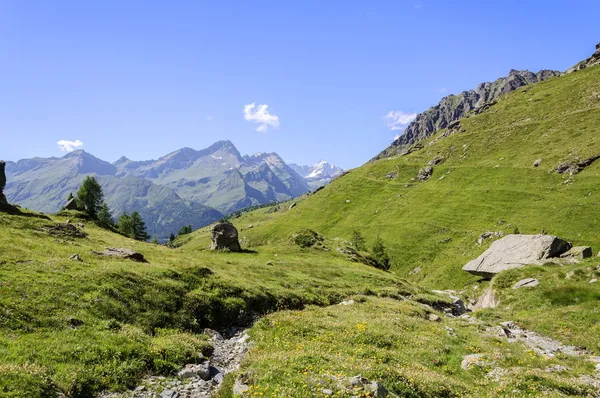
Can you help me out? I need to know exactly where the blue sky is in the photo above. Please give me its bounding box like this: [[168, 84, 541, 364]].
[[1, 1, 598, 169]]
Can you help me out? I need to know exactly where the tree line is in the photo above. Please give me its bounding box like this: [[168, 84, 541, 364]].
[[66, 176, 151, 242]]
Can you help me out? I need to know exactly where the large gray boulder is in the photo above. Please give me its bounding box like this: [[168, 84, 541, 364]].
[[210, 222, 241, 252], [0, 160, 7, 205], [463, 234, 571, 278]]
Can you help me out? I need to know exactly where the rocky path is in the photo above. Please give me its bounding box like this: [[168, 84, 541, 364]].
[[99, 328, 251, 398]]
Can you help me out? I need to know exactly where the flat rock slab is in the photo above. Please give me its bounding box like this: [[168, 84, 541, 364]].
[[513, 278, 539, 289], [463, 234, 571, 278], [92, 248, 147, 262]]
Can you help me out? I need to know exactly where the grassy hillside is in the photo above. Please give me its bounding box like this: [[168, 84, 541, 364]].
[[187, 64, 600, 290], [0, 210, 417, 397]]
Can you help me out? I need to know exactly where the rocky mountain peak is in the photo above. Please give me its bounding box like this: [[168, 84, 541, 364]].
[[566, 42, 600, 73], [374, 67, 560, 160]]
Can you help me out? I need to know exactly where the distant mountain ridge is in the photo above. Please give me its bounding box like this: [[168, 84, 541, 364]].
[[289, 160, 344, 189], [4, 141, 310, 239], [374, 68, 561, 160]]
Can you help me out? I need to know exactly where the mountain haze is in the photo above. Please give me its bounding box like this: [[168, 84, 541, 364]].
[[4, 141, 310, 239]]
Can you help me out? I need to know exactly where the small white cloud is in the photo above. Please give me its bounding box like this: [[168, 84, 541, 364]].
[[57, 139, 83, 152], [383, 110, 417, 131], [243, 103, 280, 132], [206, 116, 215, 121], [436, 87, 447, 93]]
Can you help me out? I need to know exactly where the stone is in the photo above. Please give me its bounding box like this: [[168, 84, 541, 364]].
[[42, 223, 87, 239], [471, 287, 497, 310], [417, 166, 433, 181], [288, 202, 297, 210], [512, 278, 539, 289], [322, 389, 333, 395], [265, 260, 273, 265], [92, 247, 147, 262], [349, 375, 366, 386], [160, 390, 180, 398], [428, 156, 445, 166], [247, 224, 254, 229], [556, 162, 573, 174], [462, 234, 571, 278], [369, 381, 388, 397], [0, 160, 6, 205], [461, 354, 488, 370], [177, 362, 211, 380], [69, 253, 83, 262], [533, 158, 542, 167], [560, 246, 593, 260], [210, 222, 241, 252], [339, 299, 355, 306], [427, 313, 441, 322], [566, 42, 600, 73], [233, 379, 250, 395], [477, 231, 504, 245], [590, 279, 598, 284]]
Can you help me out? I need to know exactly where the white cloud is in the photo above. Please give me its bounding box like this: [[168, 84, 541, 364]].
[[206, 116, 215, 121], [383, 110, 417, 130], [243, 103, 280, 132], [57, 139, 84, 152], [436, 87, 447, 93]]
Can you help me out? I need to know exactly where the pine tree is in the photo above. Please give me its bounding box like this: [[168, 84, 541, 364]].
[[371, 235, 390, 271], [351, 230, 365, 251], [169, 232, 175, 242], [178, 224, 193, 236], [151, 236, 159, 245], [117, 213, 135, 238], [130, 211, 150, 242], [76, 176, 104, 218], [97, 202, 114, 228], [67, 192, 74, 201]]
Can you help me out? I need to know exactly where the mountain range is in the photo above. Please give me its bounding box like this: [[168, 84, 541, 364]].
[[4, 141, 341, 239], [289, 160, 344, 189]]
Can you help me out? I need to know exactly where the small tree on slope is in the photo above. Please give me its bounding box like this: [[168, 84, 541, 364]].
[[76, 176, 104, 218]]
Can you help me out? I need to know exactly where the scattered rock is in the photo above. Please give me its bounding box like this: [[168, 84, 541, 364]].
[[409, 266, 421, 275], [265, 260, 273, 265], [322, 388, 333, 395], [160, 390, 179, 398], [42, 223, 87, 239], [233, 379, 250, 395], [385, 172, 398, 179], [461, 354, 489, 370], [499, 321, 585, 358], [428, 156, 445, 166], [177, 362, 211, 381], [210, 222, 241, 252], [345, 199, 351, 203], [533, 158, 542, 167], [417, 166, 433, 181], [512, 278, 539, 289], [69, 253, 83, 262], [288, 202, 297, 210], [477, 231, 504, 245], [560, 246, 592, 260], [427, 313, 441, 322], [247, 224, 254, 229], [463, 234, 572, 278], [339, 300, 355, 306], [556, 162, 573, 174], [566, 42, 600, 73], [590, 279, 598, 284], [92, 248, 147, 262], [471, 287, 497, 310]]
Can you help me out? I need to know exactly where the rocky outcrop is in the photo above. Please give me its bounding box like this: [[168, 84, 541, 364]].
[[463, 234, 571, 278], [566, 42, 600, 74], [374, 69, 560, 160], [560, 246, 593, 260], [512, 278, 539, 289], [92, 248, 147, 262], [210, 222, 241, 252], [0, 160, 7, 205]]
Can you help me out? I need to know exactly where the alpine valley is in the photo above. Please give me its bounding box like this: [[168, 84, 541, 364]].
[[4, 141, 342, 240]]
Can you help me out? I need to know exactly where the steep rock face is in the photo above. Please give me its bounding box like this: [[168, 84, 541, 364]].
[[566, 42, 600, 73], [0, 160, 7, 205], [374, 69, 560, 160]]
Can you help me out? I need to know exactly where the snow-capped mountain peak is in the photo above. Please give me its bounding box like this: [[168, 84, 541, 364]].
[[289, 160, 344, 190]]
